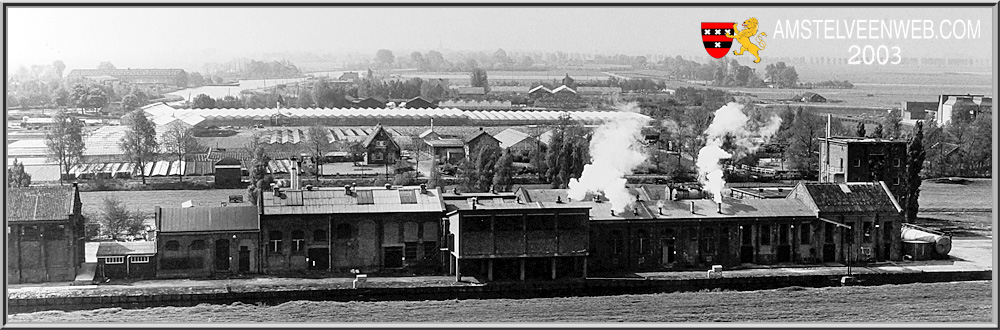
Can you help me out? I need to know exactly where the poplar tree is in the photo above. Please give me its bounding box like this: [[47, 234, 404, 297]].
[[902, 122, 926, 223]]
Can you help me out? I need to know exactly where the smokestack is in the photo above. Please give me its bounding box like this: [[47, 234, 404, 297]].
[[690, 201, 695, 214]]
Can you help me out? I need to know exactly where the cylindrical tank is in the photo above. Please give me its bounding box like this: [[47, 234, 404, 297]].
[[901, 227, 951, 256]]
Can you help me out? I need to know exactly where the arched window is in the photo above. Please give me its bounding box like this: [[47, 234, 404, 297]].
[[314, 229, 328, 242], [269, 231, 283, 253], [165, 240, 180, 251], [336, 223, 353, 239], [291, 230, 305, 253], [190, 240, 206, 250]]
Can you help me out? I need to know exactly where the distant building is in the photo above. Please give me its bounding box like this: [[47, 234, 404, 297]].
[[488, 86, 530, 95], [818, 136, 908, 200], [900, 101, 937, 121], [936, 94, 991, 126], [214, 157, 244, 188], [363, 124, 401, 165], [551, 85, 578, 98], [439, 100, 513, 110], [576, 86, 623, 98], [463, 129, 501, 157], [426, 138, 467, 164], [402, 96, 437, 109], [528, 85, 552, 98], [799, 92, 827, 103], [6, 184, 85, 283], [456, 86, 486, 96], [352, 97, 387, 109], [155, 205, 261, 277], [339, 72, 360, 81], [66, 69, 188, 87], [493, 128, 538, 157]]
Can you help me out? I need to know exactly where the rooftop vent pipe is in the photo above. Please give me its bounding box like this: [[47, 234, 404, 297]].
[[717, 202, 723, 214], [420, 184, 427, 194], [344, 185, 353, 196], [690, 201, 695, 214]]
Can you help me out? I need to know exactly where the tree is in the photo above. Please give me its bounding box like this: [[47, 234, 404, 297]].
[[97, 61, 117, 70], [45, 110, 86, 185], [785, 108, 824, 178], [902, 121, 925, 223], [311, 79, 346, 108], [51, 87, 70, 107], [869, 123, 884, 139], [245, 132, 272, 206], [474, 144, 502, 192], [529, 142, 548, 182], [375, 49, 395, 68], [492, 148, 515, 192], [192, 93, 216, 108], [305, 125, 330, 179], [427, 164, 442, 189], [120, 110, 159, 185], [470, 68, 489, 92], [99, 196, 145, 241], [883, 110, 902, 140], [855, 122, 866, 137], [7, 158, 32, 188], [161, 122, 202, 182], [121, 94, 142, 113], [52, 60, 66, 79]]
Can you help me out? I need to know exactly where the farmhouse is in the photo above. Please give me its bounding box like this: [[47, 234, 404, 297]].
[[6, 184, 85, 283], [463, 129, 501, 157], [363, 124, 401, 165], [798, 92, 827, 103]]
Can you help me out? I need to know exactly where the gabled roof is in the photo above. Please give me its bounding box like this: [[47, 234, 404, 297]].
[[493, 128, 535, 148], [97, 241, 157, 256], [551, 85, 577, 94], [787, 182, 902, 214], [426, 138, 465, 148], [363, 124, 399, 149], [261, 186, 445, 215], [6, 186, 78, 222], [529, 85, 552, 94], [418, 129, 439, 139], [158, 205, 260, 233], [463, 130, 497, 144]]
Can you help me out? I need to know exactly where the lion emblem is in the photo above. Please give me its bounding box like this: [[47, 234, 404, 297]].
[[725, 17, 767, 63]]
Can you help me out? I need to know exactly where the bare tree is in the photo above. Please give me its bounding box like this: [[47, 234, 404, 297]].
[[304, 125, 330, 179], [161, 121, 203, 182], [45, 110, 86, 185]]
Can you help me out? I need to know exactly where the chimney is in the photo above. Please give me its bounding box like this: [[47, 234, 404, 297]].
[[305, 184, 313, 191], [273, 186, 281, 197], [556, 196, 563, 204], [470, 197, 478, 210], [290, 157, 300, 190], [717, 202, 723, 214], [385, 183, 392, 189], [420, 183, 427, 194], [344, 185, 352, 196], [610, 209, 616, 217], [690, 201, 695, 214], [592, 194, 601, 203], [658, 207, 663, 215], [452, 188, 460, 195]]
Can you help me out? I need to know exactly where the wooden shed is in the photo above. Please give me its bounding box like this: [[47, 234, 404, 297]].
[[97, 241, 157, 279], [214, 157, 243, 188]]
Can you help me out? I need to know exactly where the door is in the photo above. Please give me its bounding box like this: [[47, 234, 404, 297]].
[[822, 244, 837, 263], [238, 246, 251, 272], [660, 239, 675, 265], [740, 246, 755, 264], [776, 245, 792, 263], [215, 239, 230, 271], [384, 247, 404, 268], [308, 248, 329, 270]]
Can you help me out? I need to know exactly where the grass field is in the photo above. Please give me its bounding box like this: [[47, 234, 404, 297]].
[[918, 178, 994, 211], [8, 281, 993, 323]]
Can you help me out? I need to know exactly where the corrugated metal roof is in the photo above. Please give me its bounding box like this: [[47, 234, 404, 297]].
[[97, 241, 157, 256], [262, 186, 445, 215], [158, 205, 259, 233], [6, 186, 76, 222]]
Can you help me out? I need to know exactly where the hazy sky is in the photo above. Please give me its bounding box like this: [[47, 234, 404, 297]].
[[5, 6, 994, 72]]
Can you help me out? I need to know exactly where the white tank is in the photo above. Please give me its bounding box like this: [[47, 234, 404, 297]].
[[900, 227, 951, 256]]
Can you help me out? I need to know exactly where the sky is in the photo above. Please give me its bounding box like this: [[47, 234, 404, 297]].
[[5, 5, 994, 73]]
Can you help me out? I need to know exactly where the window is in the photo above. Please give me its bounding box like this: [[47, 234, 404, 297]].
[[314, 230, 328, 242], [372, 152, 384, 161], [404, 242, 418, 261], [104, 256, 125, 264], [760, 225, 771, 246], [839, 158, 843, 170], [494, 215, 522, 232], [336, 223, 353, 239], [20, 225, 40, 240], [269, 231, 283, 253], [894, 177, 901, 185], [701, 228, 715, 254], [638, 230, 650, 255], [611, 230, 624, 255], [854, 159, 862, 167], [779, 224, 789, 245], [291, 230, 305, 253], [165, 240, 180, 251], [190, 240, 206, 250], [863, 222, 873, 243], [740, 225, 752, 245], [375, 140, 387, 148], [463, 216, 491, 232], [894, 158, 901, 167], [129, 256, 150, 263], [800, 223, 811, 245]]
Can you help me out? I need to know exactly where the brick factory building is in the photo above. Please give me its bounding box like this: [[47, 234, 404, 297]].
[[6, 184, 85, 283], [155, 205, 261, 278], [818, 137, 908, 200]]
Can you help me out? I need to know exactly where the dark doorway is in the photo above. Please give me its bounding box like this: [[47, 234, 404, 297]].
[[215, 239, 230, 271], [238, 246, 251, 272], [308, 248, 329, 270], [776, 245, 792, 263], [384, 247, 403, 268], [660, 238, 676, 265], [823, 244, 837, 262], [881, 243, 891, 261], [740, 246, 755, 264]]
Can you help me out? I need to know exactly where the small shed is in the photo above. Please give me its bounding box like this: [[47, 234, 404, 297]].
[[214, 157, 243, 188], [97, 241, 157, 279]]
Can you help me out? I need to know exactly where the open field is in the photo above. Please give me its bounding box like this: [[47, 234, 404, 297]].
[[8, 281, 993, 323], [918, 178, 994, 211]]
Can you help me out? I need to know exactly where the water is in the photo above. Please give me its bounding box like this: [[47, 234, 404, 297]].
[[168, 78, 309, 101]]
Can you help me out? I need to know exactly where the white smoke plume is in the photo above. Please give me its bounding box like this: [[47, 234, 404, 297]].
[[696, 102, 782, 203], [568, 102, 650, 213]]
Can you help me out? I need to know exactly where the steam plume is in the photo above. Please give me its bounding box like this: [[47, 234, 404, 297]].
[[696, 102, 782, 203], [568, 103, 650, 213]]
